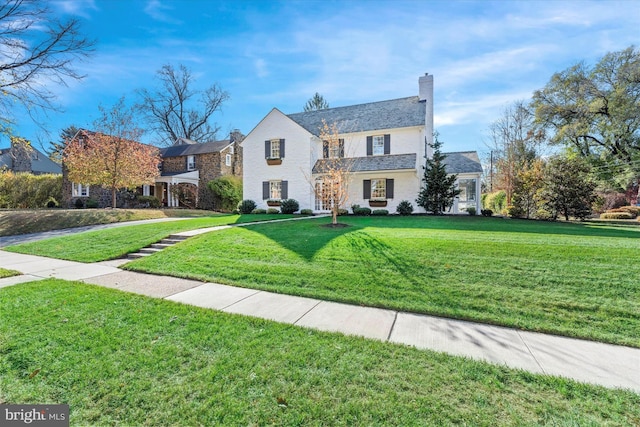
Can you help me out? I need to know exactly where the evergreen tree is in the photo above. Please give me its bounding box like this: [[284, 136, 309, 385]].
[[416, 134, 460, 214], [304, 93, 329, 112], [48, 125, 79, 163], [542, 155, 596, 221]]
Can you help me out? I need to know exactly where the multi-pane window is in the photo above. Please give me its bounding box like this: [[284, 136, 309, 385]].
[[458, 178, 477, 210], [72, 183, 89, 197], [270, 139, 280, 159], [371, 178, 386, 199], [270, 180, 282, 199], [372, 136, 385, 155], [225, 153, 232, 166], [187, 155, 196, 171]]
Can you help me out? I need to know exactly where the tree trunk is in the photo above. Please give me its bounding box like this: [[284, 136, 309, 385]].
[[332, 207, 338, 225], [112, 188, 117, 208]]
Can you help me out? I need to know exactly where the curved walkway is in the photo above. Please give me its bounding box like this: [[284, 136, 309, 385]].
[[0, 221, 638, 394]]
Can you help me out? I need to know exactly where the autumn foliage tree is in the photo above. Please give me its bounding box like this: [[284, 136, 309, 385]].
[[64, 98, 160, 208], [309, 120, 354, 225]]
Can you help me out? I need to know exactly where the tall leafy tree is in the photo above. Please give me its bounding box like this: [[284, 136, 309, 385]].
[[304, 93, 329, 112], [542, 156, 596, 221], [136, 64, 229, 146], [416, 134, 460, 214], [532, 46, 640, 195], [487, 100, 544, 205], [64, 98, 160, 208], [0, 0, 94, 125]]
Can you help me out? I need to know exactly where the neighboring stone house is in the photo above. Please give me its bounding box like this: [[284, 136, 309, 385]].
[[0, 138, 61, 175], [158, 131, 243, 209], [242, 74, 483, 214], [63, 129, 243, 209]]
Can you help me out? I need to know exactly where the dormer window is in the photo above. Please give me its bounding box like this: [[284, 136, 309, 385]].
[[187, 155, 195, 171]]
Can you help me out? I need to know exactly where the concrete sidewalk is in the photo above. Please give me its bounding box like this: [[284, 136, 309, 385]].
[[1, 250, 639, 394]]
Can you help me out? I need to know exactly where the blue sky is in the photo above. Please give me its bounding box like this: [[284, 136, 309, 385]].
[[8, 0, 640, 155]]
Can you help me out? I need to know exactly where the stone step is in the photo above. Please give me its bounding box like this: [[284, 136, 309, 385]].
[[159, 238, 185, 245], [167, 235, 189, 241], [128, 252, 151, 259], [151, 243, 174, 249], [139, 247, 163, 254]]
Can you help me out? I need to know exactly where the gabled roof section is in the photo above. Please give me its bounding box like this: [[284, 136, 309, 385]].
[[443, 151, 483, 174], [313, 154, 417, 174], [160, 139, 231, 157], [288, 96, 425, 135]]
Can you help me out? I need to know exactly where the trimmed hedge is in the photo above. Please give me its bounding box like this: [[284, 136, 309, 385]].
[[0, 171, 62, 209], [279, 199, 299, 214], [251, 208, 267, 214], [238, 199, 257, 214], [372, 209, 389, 216], [266, 208, 280, 214], [600, 211, 634, 220], [300, 209, 313, 216], [396, 200, 414, 215]]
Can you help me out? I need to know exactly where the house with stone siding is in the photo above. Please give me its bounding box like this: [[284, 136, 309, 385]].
[[242, 74, 482, 214], [63, 129, 243, 209], [0, 138, 61, 175]]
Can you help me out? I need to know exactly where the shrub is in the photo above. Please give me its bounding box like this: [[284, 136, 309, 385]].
[[506, 205, 524, 218], [300, 209, 313, 216], [337, 208, 348, 216], [481, 209, 493, 217], [251, 208, 266, 214], [396, 200, 414, 215], [208, 176, 242, 212], [279, 198, 299, 214], [466, 207, 476, 216], [45, 197, 58, 208], [618, 206, 640, 217], [266, 208, 280, 214], [352, 206, 371, 216], [600, 211, 634, 220], [136, 195, 160, 208], [74, 198, 85, 209], [85, 198, 99, 209], [602, 192, 628, 211], [0, 171, 62, 209], [238, 199, 257, 214], [372, 209, 388, 216], [484, 190, 506, 212]]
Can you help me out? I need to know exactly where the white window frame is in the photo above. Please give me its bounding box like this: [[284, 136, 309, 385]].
[[270, 139, 280, 159], [269, 180, 282, 200], [187, 155, 196, 171], [225, 153, 232, 166], [329, 143, 340, 159], [371, 178, 386, 200], [229, 145, 234, 154], [372, 135, 385, 156], [72, 183, 89, 197]]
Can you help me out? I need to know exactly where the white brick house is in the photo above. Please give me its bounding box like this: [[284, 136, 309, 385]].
[[242, 74, 482, 214]]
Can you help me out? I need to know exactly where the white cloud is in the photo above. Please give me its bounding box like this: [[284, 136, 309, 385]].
[[54, 0, 98, 19], [144, 0, 181, 25]]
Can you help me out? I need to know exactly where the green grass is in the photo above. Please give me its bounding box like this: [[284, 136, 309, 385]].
[[1, 280, 638, 426], [4, 214, 291, 262], [125, 216, 640, 347], [0, 208, 216, 237], [0, 268, 20, 278]]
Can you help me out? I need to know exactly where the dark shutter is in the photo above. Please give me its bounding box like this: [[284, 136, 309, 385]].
[[265, 141, 270, 158], [384, 134, 390, 155], [281, 181, 288, 199], [363, 180, 371, 199], [323, 140, 329, 158], [279, 139, 285, 158], [262, 181, 269, 199], [386, 179, 394, 199], [366, 136, 373, 156], [339, 139, 344, 158], [185, 156, 188, 170]]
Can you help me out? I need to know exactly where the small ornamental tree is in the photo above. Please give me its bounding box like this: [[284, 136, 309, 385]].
[[64, 98, 161, 208], [416, 133, 459, 214], [307, 120, 354, 225], [542, 155, 596, 220]]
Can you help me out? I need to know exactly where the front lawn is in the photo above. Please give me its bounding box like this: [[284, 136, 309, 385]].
[[126, 216, 640, 347], [4, 214, 290, 262], [0, 280, 637, 426]]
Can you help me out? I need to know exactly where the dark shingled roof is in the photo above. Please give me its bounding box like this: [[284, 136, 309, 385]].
[[313, 154, 417, 174], [160, 140, 231, 157], [288, 96, 425, 135], [443, 151, 483, 174]]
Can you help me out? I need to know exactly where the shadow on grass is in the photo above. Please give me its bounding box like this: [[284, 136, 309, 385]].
[[238, 214, 640, 262]]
